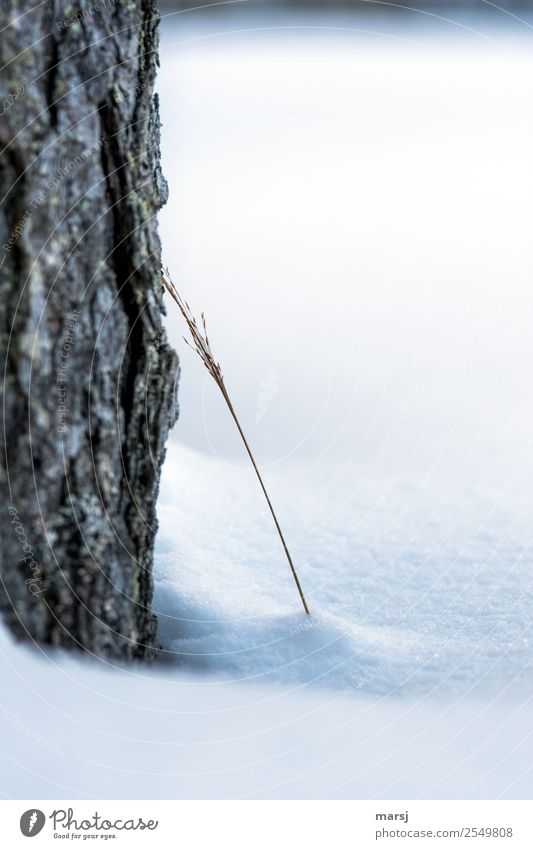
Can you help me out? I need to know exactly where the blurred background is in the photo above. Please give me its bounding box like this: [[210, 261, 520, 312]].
[[157, 0, 533, 484]]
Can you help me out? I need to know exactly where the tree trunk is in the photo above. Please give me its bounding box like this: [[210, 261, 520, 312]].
[[0, 0, 178, 660]]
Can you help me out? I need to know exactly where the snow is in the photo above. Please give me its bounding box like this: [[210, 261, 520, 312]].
[[2, 10, 533, 800], [155, 444, 533, 699], [1, 622, 532, 800]]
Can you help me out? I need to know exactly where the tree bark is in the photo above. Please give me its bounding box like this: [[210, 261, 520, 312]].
[[0, 0, 178, 660]]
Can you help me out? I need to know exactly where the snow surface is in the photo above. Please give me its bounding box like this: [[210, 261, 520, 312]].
[[155, 444, 533, 700], [2, 10, 533, 800]]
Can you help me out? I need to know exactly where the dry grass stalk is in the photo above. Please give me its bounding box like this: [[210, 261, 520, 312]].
[[162, 270, 310, 615]]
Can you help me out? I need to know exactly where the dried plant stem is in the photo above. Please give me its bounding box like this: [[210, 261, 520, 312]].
[[219, 384, 310, 615], [163, 270, 310, 616]]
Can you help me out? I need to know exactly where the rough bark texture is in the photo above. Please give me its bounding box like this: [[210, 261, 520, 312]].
[[0, 0, 178, 660]]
